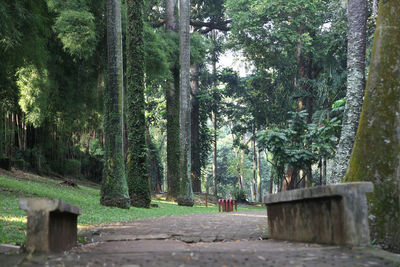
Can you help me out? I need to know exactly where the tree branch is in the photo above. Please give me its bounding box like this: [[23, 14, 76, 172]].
[[150, 18, 232, 33]]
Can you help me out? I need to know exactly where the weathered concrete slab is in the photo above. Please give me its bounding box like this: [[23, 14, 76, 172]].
[[19, 198, 81, 253], [0, 244, 20, 254], [264, 182, 373, 246]]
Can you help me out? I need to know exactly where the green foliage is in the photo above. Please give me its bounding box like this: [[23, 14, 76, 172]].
[[16, 66, 50, 127], [143, 24, 170, 83], [225, 0, 348, 127], [190, 32, 209, 64], [88, 138, 105, 157], [64, 159, 81, 176], [53, 9, 97, 59], [258, 110, 339, 171], [233, 188, 247, 202]]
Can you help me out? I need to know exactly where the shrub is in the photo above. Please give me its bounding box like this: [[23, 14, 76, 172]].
[[233, 188, 247, 202], [64, 159, 81, 177]]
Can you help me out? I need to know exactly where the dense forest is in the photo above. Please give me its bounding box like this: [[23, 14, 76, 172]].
[[0, 0, 398, 251]]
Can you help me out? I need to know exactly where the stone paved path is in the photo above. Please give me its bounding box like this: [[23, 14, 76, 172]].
[[3, 210, 400, 266]]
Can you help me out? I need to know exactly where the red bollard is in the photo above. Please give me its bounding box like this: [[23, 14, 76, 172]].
[[223, 199, 226, 212], [229, 199, 232, 212], [218, 199, 221, 212]]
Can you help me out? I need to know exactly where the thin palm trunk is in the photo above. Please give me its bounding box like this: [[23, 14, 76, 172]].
[[330, 0, 366, 183], [165, 0, 180, 201], [191, 64, 201, 192], [257, 149, 262, 202], [177, 0, 194, 206]]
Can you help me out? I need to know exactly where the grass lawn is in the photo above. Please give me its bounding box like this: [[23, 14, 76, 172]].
[[0, 172, 263, 246]]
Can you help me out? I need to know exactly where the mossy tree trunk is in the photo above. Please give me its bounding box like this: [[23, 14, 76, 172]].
[[126, 0, 151, 208], [330, 0, 367, 183], [101, 0, 130, 209], [165, 0, 180, 201], [177, 0, 194, 207], [345, 0, 400, 252]]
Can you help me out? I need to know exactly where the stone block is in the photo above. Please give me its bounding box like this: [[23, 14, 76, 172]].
[[19, 198, 81, 253], [264, 182, 373, 246]]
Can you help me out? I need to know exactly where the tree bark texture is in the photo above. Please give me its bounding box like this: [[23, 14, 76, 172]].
[[165, 0, 180, 201], [345, 0, 400, 252], [166, 0, 177, 32], [212, 109, 218, 197], [190, 64, 201, 192], [211, 31, 218, 197], [101, 0, 130, 209], [330, 0, 367, 184], [257, 149, 262, 202], [177, 0, 194, 206], [252, 136, 257, 201], [126, 0, 151, 208], [146, 132, 163, 193]]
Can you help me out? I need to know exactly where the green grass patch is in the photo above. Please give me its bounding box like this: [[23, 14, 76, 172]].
[[0, 174, 262, 245]]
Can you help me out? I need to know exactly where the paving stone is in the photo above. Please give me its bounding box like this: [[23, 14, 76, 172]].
[[3, 210, 399, 266]]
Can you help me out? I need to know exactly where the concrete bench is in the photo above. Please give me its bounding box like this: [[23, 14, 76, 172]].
[[264, 182, 373, 246], [19, 198, 81, 253]]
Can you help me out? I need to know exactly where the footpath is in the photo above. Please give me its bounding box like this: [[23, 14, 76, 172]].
[[2, 210, 400, 266]]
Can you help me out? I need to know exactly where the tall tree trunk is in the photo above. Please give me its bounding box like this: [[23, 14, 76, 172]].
[[146, 132, 163, 193], [323, 158, 327, 185], [256, 149, 262, 202], [177, 0, 194, 206], [229, 123, 242, 190], [297, 28, 314, 187], [126, 0, 151, 208], [330, 0, 367, 183], [211, 30, 218, 197], [166, 0, 177, 31], [165, 0, 180, 201], [191, 64, 201, 192], [212, 109, 218, 197], [100, 0, 130, 209], [282, 165, 298, 191], [240, 148, 245, 190], [0, 110, 3, 157], [267, 151, 273, 194], [345, 0, 400, 251], [251, 134, 257, 201]]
